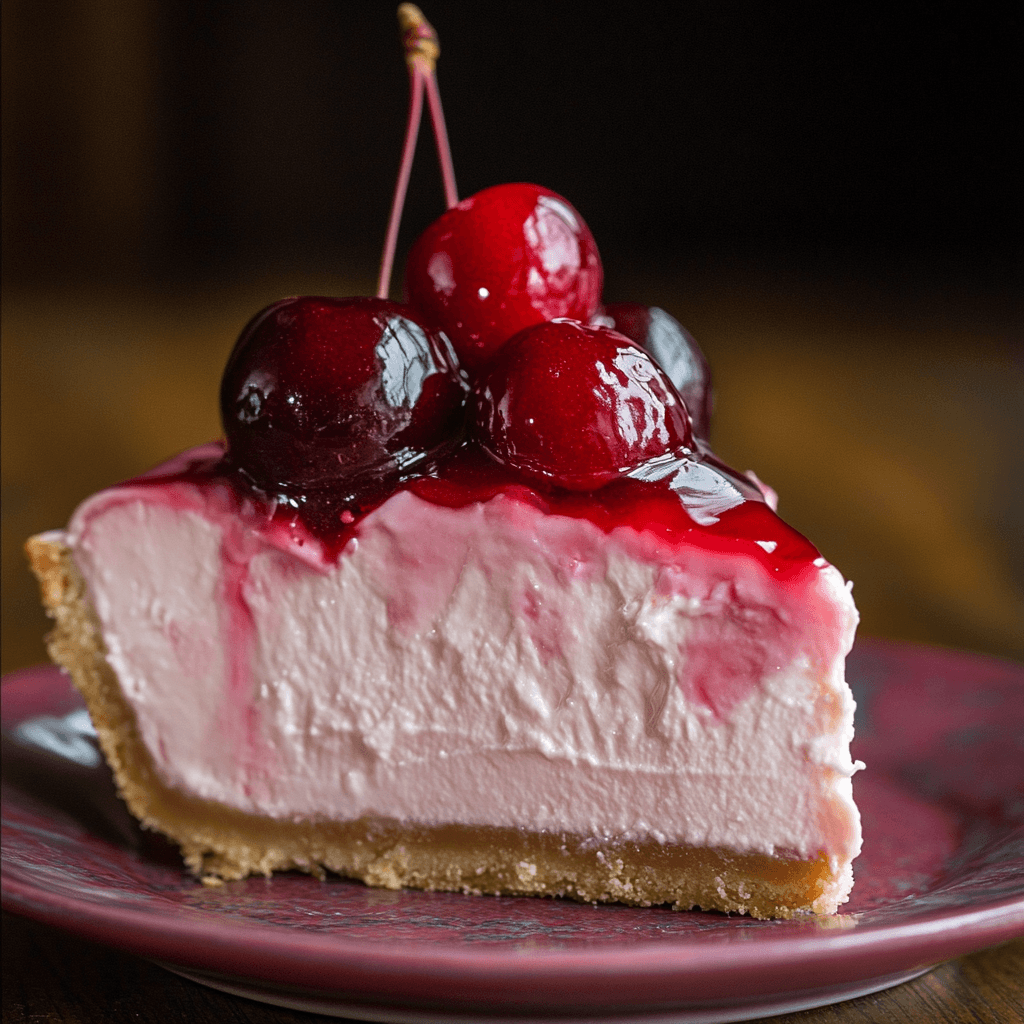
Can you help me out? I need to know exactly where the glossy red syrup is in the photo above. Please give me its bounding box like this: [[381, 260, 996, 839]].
[[131, 440, 821, 581]]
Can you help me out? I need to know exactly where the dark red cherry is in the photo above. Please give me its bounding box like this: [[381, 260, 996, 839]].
[[600, 303, 713, 440], [405, 183, 603, 371], [473, 320, 693, 491], [220, 296, 467, 501]]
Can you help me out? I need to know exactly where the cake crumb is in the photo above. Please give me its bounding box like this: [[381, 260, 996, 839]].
[[516, 860, 538, 881]]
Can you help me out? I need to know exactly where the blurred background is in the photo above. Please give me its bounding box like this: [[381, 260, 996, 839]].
[[3, 0, 1022, 672]]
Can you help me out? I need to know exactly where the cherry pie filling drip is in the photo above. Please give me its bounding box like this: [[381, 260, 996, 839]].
[[131, 439, 819, 579]]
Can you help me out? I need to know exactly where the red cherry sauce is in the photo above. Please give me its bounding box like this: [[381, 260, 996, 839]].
[[129, 440, 817, 573]]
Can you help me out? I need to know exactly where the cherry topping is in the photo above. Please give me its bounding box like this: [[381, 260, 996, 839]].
[[473, 320, 693, 491], [405, 183, 604, 370], [220, 296, 467, 504], [601, 303, 713, 440]]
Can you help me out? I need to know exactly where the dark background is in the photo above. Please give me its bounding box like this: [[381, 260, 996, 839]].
[[3, 1, 1022, 670], [4, 0, 1021, 288]]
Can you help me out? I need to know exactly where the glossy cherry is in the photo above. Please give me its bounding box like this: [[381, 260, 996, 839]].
[[405, 183, 603, 371], [473, 320, 693, 491], [601, 303, 713, 440], [220, 296, 467, 503]]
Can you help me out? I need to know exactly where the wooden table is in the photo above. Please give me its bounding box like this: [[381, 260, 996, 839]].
[[3, 278, 1022, 1022]]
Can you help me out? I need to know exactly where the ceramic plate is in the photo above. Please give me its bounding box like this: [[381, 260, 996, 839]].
[[3, 639, 1023, 1023]]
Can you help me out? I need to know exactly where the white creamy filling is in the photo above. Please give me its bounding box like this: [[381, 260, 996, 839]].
[[67, 485, 861, 868]]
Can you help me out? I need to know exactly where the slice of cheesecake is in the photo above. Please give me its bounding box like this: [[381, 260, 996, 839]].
[[28, 439, 860, 918]]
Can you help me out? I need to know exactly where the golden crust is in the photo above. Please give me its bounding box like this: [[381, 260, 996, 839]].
[[27, 532, 841, 918]]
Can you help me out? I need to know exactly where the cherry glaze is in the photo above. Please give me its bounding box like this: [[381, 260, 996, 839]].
[[404, 184, 603, 370], [220, 296, 467, 508], [601, 303, 713, 440], [132, 439, 817, 581], [473, 320, 694, 491]]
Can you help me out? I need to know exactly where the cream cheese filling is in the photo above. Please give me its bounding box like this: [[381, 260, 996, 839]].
[[66, 483, 861, 872]]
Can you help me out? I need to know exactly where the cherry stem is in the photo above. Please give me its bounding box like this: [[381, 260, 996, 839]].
[[377, 67, 424, 300], [378, 5, 458, 299], [424, 68, 458, 208]]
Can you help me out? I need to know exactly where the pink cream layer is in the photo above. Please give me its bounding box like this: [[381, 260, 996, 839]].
[[106, 441, 840, 723], [64, 442, 860, 868]]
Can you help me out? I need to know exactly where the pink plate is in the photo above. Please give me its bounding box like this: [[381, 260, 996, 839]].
[[3, 638, 1023, 1023]]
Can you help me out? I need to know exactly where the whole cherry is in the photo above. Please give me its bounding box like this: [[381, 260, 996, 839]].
[[405, 183, 603, 371], [600, 303, 713, 440], [220, 296, 467, 503], [473, 319, 693, 491]]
